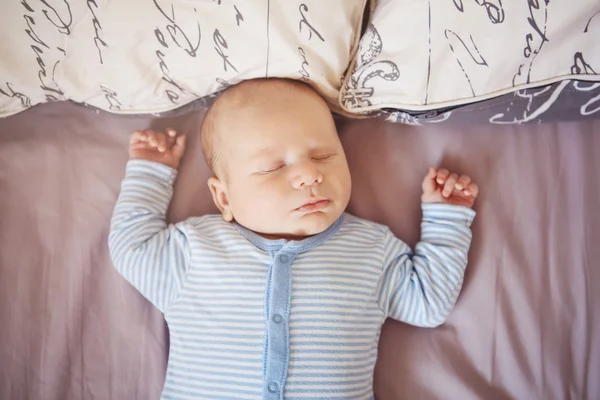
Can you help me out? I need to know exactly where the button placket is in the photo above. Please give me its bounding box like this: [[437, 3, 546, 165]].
[[262, 250, 295, 399]]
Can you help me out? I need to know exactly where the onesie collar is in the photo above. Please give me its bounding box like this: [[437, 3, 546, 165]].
[[233, 215, 344, 254]]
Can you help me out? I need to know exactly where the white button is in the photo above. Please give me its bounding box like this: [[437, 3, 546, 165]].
[[272, 314, 283, 324], [279, 254, 289, 263], [268, 381, 279, 393]]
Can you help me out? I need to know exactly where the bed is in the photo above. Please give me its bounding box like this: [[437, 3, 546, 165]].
[[0, 100, 598, 399], [1, 1, 599, 399]]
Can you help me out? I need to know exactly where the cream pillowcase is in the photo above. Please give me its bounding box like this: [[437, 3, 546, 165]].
[[0, 0, 366, 118], [341, 0, 600, 114]]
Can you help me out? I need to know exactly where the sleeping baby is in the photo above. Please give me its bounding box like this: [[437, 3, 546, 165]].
[[109, 78, 479, 400]]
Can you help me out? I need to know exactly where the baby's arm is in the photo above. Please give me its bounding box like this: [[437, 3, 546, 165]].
[[108, 129, 188, 313], [376, 168, 479, 327]]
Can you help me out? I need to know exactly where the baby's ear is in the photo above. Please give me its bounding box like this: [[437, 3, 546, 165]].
[[207, 177, 233, 221]]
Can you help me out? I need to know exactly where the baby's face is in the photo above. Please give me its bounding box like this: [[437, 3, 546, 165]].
[[211, 86, 351, 239]]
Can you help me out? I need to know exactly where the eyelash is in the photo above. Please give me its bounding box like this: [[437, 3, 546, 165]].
[[312, 153, 335, 161], [259, 154, 335, 174], [261, 164, 285, 174]]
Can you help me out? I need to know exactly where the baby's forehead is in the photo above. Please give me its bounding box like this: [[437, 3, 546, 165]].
[[203, 78, 329, 160]]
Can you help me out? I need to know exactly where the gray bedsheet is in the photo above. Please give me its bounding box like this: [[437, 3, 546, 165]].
[[0, 102, 598, 400]]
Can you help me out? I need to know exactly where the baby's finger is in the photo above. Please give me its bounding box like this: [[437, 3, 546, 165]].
[[156, 133, 168, 152], [455, 174, 471, 190], [436, 168, 450, 185], [172, 135, 187, 160], [129, 130, 148, 145], [464, 182, 479, 198], [165, 128, 177, 146], [442, 173, 458, 197], [142, 130, 158, 146], [421, 166, 438, 194], [145, 130, 167, 152]]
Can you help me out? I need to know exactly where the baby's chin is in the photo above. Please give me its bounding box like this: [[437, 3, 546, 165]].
[[283, 211, 340, 239]]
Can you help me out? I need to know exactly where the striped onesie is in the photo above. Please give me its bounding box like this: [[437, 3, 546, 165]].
[[109, 160, 476, 400]]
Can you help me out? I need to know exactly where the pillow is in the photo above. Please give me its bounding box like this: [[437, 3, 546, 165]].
[[340, 0, 600, 114], [0, 0, 366, 118]]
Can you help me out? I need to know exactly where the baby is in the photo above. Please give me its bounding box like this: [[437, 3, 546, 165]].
[[109, 78, 478, 400]]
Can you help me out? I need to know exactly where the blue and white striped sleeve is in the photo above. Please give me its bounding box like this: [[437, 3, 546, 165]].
[[376, 203, 476, 327], [108, 159, 191, 314]]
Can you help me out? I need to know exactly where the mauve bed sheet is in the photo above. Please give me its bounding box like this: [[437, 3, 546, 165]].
[[0, 102, 598, 400]]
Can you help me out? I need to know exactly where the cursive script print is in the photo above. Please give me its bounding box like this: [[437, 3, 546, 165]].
[[425, 0, 432, 104], [213, 29, 238, 72], [152, 0, 203, 104], [234, 5, 244, 26], [581, 93, 600, 116], [445, 30, 488, 66], [579, 7, 600, 116], [23, 14, 50, 52], [38, 0, 73, 34], [155, 45, 191, 104], [513, 0, 550, 85], [474, 0, 505, 24], [0, 83, 32, 109], [451, 0, 504, 23], [445, 29, 488, 97], [298, 4, 324, 42], [153, 0, 201, 57], [385, 110, 452, 125], [40, 60, 64, 101], [526, 0, 550, 43], [569, 54, 599, 116], [452, 0, 464, 12], [584, 9, 600, 33], [215, 77, 233, 91], [298, 47, 310, 81], [571, 80, 600, 116], [100, 85, 122, 110], [490, 80, 569, 124], [571, 52, 596, 75], [87, 0, 107, 64], [21, 1, 67, 102], [490, 79, 600, 123], [296, 3, 320, 83]]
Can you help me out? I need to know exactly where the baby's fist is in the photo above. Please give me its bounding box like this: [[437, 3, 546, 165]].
[[421, 167, 479, 208], [129, 128, 186, 169]]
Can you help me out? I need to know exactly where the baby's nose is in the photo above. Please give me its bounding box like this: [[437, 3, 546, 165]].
[[291, 166, 323, 189]]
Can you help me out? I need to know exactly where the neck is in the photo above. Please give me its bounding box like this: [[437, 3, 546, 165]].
[[255, 231, 312, 241]]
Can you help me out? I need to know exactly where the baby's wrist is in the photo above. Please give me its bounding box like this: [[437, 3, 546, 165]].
[[421, 203, 476, 227], [129, 156, 179, 170], [126, 159, 178, 186], [127, 158, 178, 172]]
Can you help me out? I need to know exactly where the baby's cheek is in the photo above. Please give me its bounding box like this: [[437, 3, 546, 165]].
[[240, 181, 282, 213], [260, 181, 288, 208], [330, 170, 352, 200]]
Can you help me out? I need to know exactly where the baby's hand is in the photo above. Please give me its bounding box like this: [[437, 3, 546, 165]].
[[129, 128, 186, 169], [421, 167, 479, 208]]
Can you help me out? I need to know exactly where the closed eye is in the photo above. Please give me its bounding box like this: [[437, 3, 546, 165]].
[[312, 153, 336, 161], [259, 164, 285, 174]]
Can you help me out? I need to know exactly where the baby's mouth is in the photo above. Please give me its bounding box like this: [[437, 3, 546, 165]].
[[295, 199, 330, 213]]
